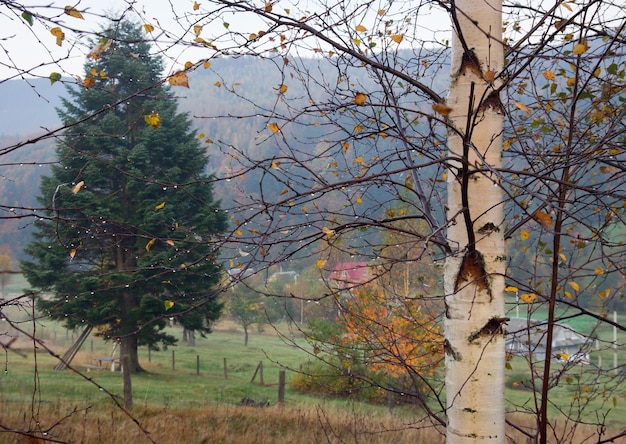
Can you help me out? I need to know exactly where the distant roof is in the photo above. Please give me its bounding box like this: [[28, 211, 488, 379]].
[[506, 318, 592, 348], [328, 262, 372, 286]]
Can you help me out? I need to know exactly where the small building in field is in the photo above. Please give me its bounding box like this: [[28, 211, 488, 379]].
[[328, 262, 374, 291], [505, 317, 593, 364]]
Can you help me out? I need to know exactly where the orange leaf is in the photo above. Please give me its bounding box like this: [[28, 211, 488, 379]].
[[520, 293, 536, 304], [354, 92, 367, 106], [390, 34, 403, 43], [71, 181, 85, 194], [279, 83, 288, 94], [144, 24, 155, 33], [355, 24, 367, 32], [515, 101, 531, 114], [265, 2, 272, 12], [144, 113, 160, 128], [145, 238, 156, 252], [193, 1, 200, 10], [184, 61, 193, 70], [194, 25, 203, 37], [543, 70, 555, 81], [203, 60, 211, 69], [69, 248, 77, 259], [316, 259, 326, 269], [432, 102, 453, 116], [168, 71, 189, 88], [520, 230, 530, 241], [64, 5, 84, 19], [268, 122, 280, 133], [484, 70, 495, 84], [83, 77, 95, 88], [533, 210, 552, 228]]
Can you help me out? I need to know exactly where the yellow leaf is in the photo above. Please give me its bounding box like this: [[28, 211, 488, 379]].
[[355, 195, 363, 204], [505, 286, 519, 292], [184, 61, 193, 70], [64, 5, 84, 19], [268, 122, 280, 133], [249, 33, 257, 40], [598, 289, 610, 299], [568, 281, 580, 292], [567, 77, 576, 87], [164, 300, 175, 311], [279, 83, 288, 94], [203, 60, 211, 69], [316, 259, 326, 269], [144, 112, 160, 128], [520, 293, 536, 304], [144, 24, 155, 33], [215, 81, 221, 87], [84, 77, 95, 89], [168, 71, 189, 88], [378, 9, 385, 15], [432, 102, 453, 116], [99, 70, 108, 79], [594, 267, 604, 275], [69, 248, 77, 259], [50, 27, 65, 46], [543, 70, 555, 81], [390, 34, 403, 43], [573, 42, 588, 55], [515, 101, 530, 114], [71, 181, 85, 194], [194, 25, 203, 37], [271, 160, 280, 169], [354, 156, 364, 164], [352, 38, 361, 46], [145, 238, 156, 252], [520, 230, 530, 241], [236, 229, 243, 236], [322, 226, 336, 237], [564, 291, 572, 298], [355, 24, 367, 32], [193, 1, 200, 10], [558, 352, 569, 361], [354, 92, 367, 106], [154, 201, 166, 211]]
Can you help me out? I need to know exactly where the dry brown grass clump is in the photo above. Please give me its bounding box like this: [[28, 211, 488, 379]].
[[1, 401, 445, 444]]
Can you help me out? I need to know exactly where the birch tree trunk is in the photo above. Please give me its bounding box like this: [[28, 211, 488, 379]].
[[444, 1, 506, 442]]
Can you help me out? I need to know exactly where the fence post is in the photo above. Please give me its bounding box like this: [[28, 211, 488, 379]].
[[278, 370, 286, 405], [196, 355, 200, 376]]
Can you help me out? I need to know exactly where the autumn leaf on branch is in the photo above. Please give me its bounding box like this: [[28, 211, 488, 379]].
[[169, 71, 189, 87], [64, 5, 84, 19]]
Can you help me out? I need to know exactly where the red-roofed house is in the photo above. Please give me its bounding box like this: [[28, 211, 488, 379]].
[[328, 262, 374, 290]]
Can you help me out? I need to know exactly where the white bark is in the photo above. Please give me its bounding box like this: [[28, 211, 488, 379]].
[[445, 1, 506, 442]]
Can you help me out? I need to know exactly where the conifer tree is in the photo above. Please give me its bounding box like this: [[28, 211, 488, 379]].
[[21, 20, 226, 380]]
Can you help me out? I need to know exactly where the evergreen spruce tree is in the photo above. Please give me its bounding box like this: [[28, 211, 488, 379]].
[[21, 20, 227, 380]]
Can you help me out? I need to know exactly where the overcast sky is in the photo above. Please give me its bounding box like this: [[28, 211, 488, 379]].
[[1, 0, 452, 79]]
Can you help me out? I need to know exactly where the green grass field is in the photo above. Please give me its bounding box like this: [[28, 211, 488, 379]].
[[2, 276, 626, 442]]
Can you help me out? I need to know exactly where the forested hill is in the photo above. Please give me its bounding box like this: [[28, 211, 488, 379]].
[[0, 54, 449, 261]]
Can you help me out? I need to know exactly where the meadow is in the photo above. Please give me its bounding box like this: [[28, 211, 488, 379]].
[[1, 275, 625, 443]]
